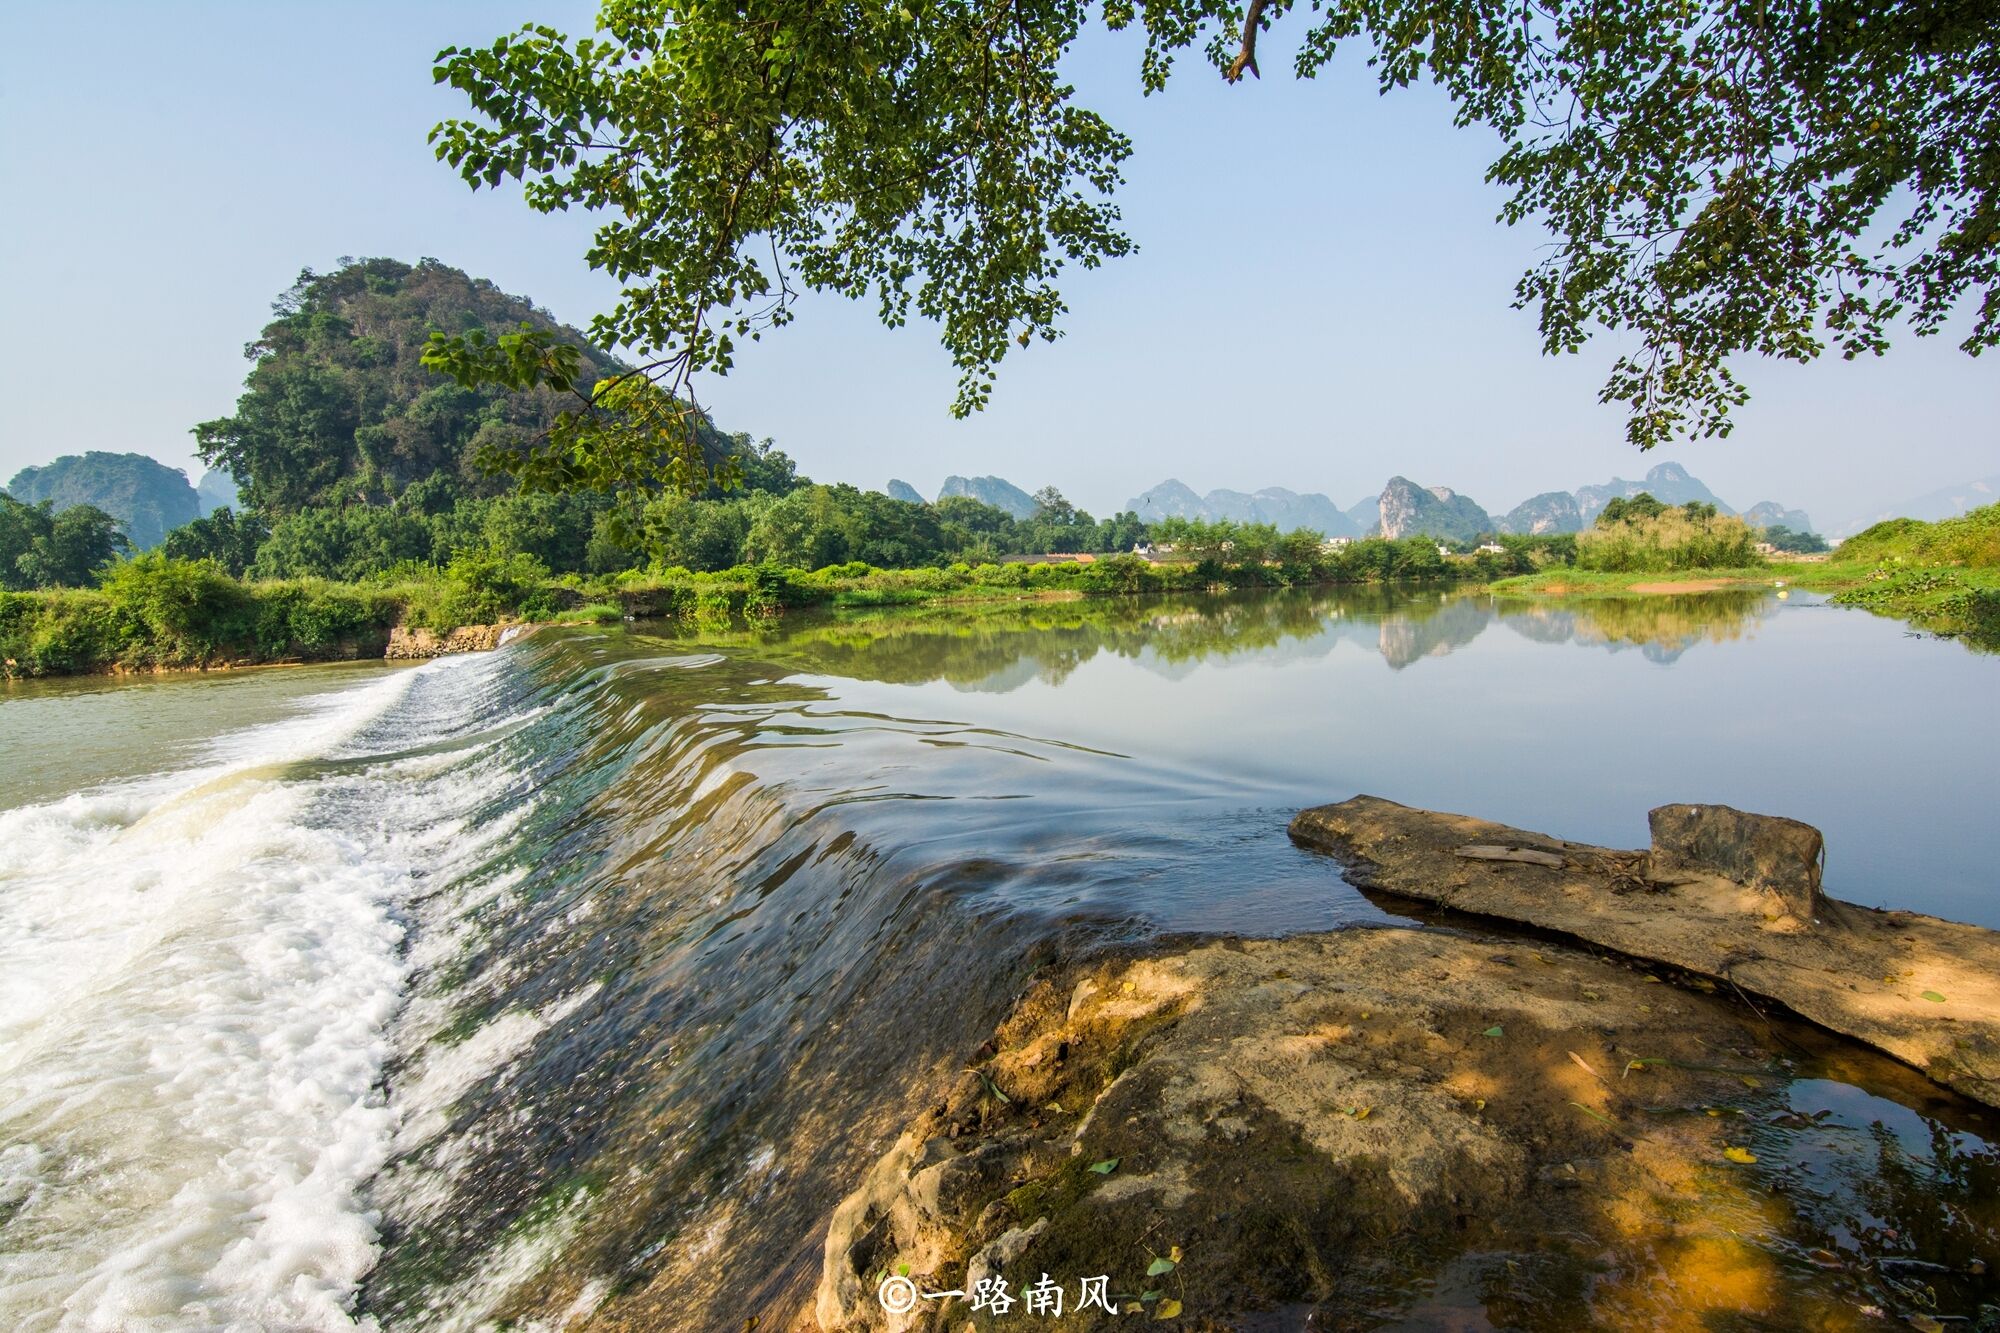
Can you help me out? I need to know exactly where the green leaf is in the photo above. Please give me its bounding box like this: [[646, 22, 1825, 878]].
[[1481, 1025, 1504, 1038], [1146, 1256, 1176, 1277], [1921, 990, 1947, 1003], [1088, 1157, 1120, 1174]]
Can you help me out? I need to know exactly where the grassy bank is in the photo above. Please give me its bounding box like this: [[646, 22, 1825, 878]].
[[1, 540, 1533, 678], [1489, 503, 2000, 651]]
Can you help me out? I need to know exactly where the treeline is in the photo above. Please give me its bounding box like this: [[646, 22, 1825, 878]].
[[1, 528, 1579, 676], [147, 465, 1148, 584]]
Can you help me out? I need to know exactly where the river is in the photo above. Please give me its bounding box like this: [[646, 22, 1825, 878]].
[[1, 588, 1994, 1329]]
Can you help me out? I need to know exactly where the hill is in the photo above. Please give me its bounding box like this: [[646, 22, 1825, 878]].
[[1573, 462, 1733, 526], [4, 452, 200, 549], [195, 469, 241, 516], [1376, 478, 1495, 542], [1498, 491, 1583, 535], [1837, 502, 2000, 568], [1741, 500, 1814, 533], [884, 479, 926, 504], [1124, 479, 1360, 537], [936, 475, 1037, 519], [192, 257, 631, 515]]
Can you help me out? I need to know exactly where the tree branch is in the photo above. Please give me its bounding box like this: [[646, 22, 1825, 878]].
[[1225, 0, 1269, 83]]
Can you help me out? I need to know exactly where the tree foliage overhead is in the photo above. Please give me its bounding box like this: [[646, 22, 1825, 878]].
[[193, 258, 634, 514], [430, 0, 2000, 471]]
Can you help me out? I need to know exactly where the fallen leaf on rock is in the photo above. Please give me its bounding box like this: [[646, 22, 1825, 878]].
[[1156, 1298, 1183, 1319], [1482, 1025, 1505, 1038], [1921, 990, 1947, 1003], [1723, 1146, 1758, 1164], [1089, 1158, 1120, 1175]]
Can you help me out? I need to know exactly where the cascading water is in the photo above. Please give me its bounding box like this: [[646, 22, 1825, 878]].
[[3, 589, 1997, 1330]]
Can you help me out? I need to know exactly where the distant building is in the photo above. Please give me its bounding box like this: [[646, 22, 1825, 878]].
[[1320, 536, 1352, 551], [1754, 541, 1779, 556], [1437, 543, 1452, 557], [1476, 542, 1505, 554]]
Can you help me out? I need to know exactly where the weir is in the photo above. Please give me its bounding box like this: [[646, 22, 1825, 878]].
[[1, 589, 1996, 1329]]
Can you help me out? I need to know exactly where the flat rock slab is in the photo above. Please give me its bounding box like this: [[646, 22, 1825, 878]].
[[1289, 795, 2000, 1109]]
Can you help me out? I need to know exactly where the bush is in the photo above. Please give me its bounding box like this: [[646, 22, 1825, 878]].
[[97, 554, 251, 663], [1577, 508, 1758, 572], [430, 549, 558, 628], [0, 589, 124, 675]]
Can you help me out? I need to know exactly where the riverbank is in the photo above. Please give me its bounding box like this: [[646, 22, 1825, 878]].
[[1491, 561, 2000, 650], [8, 523, 1998, 678], [0, 548, 1524, 679]]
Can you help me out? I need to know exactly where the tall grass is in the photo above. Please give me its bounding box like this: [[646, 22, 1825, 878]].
[[1576, 509, 1759, 572]]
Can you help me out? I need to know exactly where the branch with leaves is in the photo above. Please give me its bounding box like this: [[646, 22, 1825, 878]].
[[429, 0, 2000, 488]]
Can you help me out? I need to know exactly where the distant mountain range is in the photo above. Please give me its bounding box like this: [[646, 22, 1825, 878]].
[[1127, 480, 1363, 537], [874, 461, 1833, 544], [1115, 462, 1816, 542]]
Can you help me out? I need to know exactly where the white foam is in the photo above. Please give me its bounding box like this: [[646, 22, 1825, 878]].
[[0, 656, 525, 1332]]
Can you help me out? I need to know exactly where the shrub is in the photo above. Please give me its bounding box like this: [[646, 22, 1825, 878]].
[[1577, 508, 1758, 572], [97, 554, 250, 663], [430, 549, 557, 628]]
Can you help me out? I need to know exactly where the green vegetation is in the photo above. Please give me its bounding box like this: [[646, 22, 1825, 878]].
[[4, 452, 201, 550], [0, 493, 128, 590], [1837, 504, 2000, 569], [1575, 494, 1759, 572], [0, 529, 1575, 677], [193, 257, 637, 514], [1494, 502, 2000, 652], [1758, 525, 1831, 555], [427, 0, 1999, 483]]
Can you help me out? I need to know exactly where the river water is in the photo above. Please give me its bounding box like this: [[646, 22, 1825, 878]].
[[0, 588, 1994, 1329]]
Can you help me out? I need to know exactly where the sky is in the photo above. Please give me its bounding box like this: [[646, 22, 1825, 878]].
[[2, 3, 1993, 533]]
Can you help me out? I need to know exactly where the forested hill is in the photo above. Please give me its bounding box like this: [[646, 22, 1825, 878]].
[[5, 452, 199, 549], [193, 258, 640, 514]]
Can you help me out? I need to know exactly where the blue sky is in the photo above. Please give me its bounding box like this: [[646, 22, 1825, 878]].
[[2, 2, 1992, 531]]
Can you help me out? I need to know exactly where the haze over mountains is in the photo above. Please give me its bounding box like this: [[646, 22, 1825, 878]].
[[881, 462, 2000, 544], [1829, 473, 2000, 539], [1122, 462, 1817, 541]]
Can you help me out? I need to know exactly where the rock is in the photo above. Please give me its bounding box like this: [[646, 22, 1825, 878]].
[[1455, 844, 1566, 867], [384, 623, 519, 660], [1290, 795, 2000, 1109], [815, 926, 1960, 1329], [1648, 803, 1823, 919]]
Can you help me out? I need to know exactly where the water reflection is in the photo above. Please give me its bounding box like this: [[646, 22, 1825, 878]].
[[634, 586, 1779, 690]]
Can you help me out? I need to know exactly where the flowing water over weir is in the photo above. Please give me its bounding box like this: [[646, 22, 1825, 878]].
[[1, 589, 1998, 1330]]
